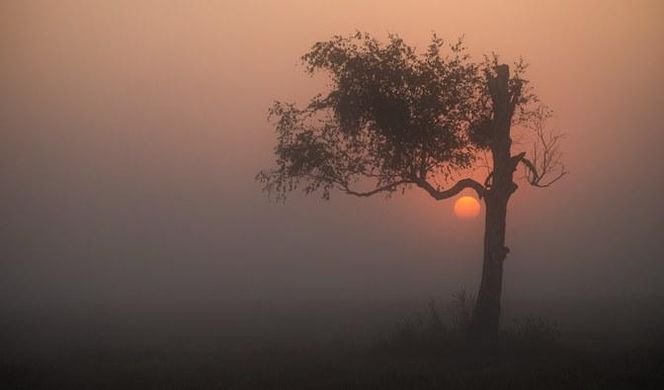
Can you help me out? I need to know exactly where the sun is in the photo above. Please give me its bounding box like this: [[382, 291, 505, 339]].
[[454, 196, 481, 219]]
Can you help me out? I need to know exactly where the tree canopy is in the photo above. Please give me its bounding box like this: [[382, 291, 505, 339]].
[[258, 32, 564, 202]]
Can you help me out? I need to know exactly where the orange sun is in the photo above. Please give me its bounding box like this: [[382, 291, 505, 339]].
[[454, 196, 481, 219]]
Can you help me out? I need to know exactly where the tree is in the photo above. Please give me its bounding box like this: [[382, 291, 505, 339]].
[[257, 33, 566, 339]]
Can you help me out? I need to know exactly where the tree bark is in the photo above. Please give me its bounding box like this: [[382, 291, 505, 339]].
[[470, 64, 516, 340], [471, 194, 509, 339]]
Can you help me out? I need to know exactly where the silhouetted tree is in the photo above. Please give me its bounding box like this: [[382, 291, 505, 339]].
[[258, 33, 566, 339]]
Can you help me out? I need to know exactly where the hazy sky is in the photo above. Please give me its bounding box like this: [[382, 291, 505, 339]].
[[2, 0, 663, 311]]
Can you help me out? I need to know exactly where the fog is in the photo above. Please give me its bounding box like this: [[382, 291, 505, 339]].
[[2, 2, 664, 386]]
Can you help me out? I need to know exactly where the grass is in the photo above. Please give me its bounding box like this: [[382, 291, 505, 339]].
[[2, 295, 664, 389]]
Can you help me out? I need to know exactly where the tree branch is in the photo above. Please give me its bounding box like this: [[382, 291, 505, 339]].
[[414, 177, 486, 200], [340, 180, 412, 197], [519, 156, 567, 188], [515, 104, 568, 188]]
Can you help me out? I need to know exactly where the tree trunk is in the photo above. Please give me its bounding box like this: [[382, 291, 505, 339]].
[[469, 64, 516, 340], [470, 194, 509, 339]]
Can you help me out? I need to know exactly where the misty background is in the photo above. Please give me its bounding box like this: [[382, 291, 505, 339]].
[[2, 0, 664, 352]]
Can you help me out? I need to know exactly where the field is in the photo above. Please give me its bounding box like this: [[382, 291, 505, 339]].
[[2, 296, 663, 389]]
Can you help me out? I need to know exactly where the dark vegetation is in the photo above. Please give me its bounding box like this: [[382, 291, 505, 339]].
[[2, 295, 664, 389]]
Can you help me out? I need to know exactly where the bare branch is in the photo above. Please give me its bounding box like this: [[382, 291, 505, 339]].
[[516, 105, 568, 188], [520, 157, 567, 187], [340, 180, 412, 197], [414, 177, 486, 200]]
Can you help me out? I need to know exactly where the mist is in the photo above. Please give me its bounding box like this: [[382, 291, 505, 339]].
[[2, 1, 664, 388]]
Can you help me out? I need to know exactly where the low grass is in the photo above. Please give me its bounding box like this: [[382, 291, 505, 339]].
[[2, 294, 663, 389]]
